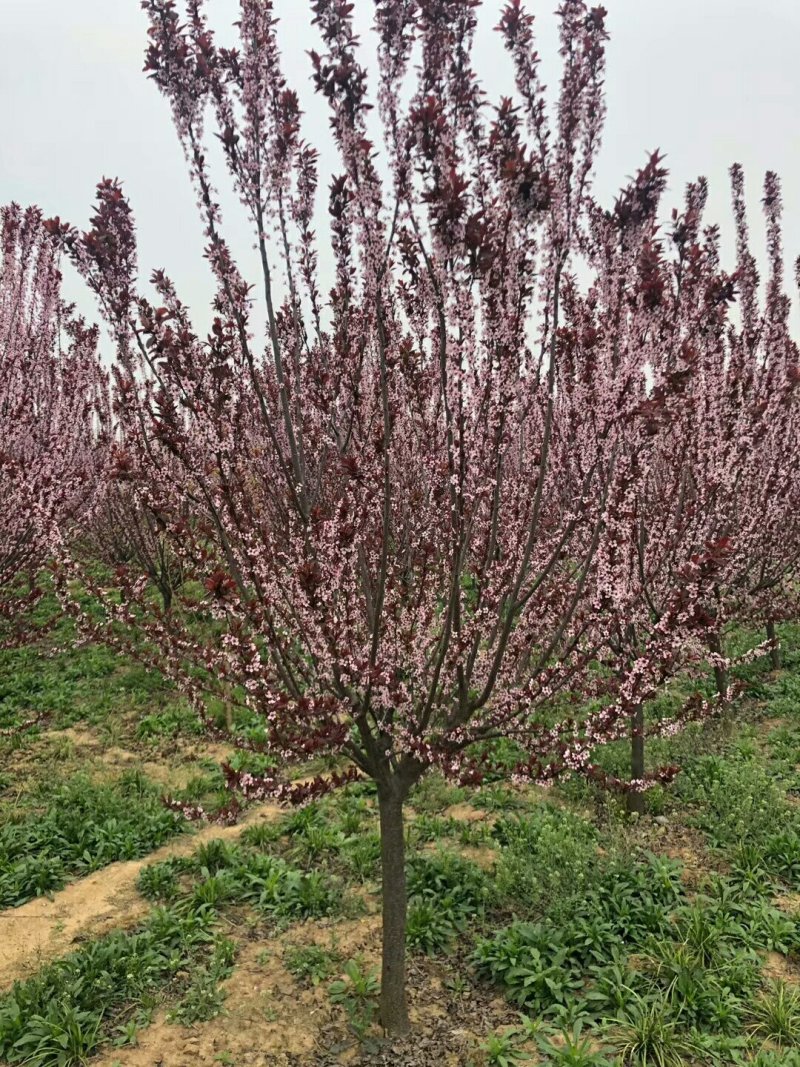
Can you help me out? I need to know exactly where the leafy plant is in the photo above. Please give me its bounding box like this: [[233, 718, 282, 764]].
[[168, 972, 224, 1024], [406, 897, 462, 955], [283, 944, 341, 987], [406, 850, 490, 916], [746, 1050, 800, 1067], [329, 960, 380, 1038], [474, 922, 584, 1012], [409, 813, 460, 843], [327, 793, 369, 837], [135, 704, 204, 740], [7, 1002, 102, 1067], [536, 1022, 614, 1066], [191, 872, 235, 908], [480, 1029, 531, 1066], [583, 959, 643, 1019]]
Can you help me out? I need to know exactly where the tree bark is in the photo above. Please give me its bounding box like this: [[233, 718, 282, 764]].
[[377, 782, 411, 1035], [160, 583, 172, 613], [627, 703, 646, 815], [708, 632, 729, 705], [766, 618, 781, 671]]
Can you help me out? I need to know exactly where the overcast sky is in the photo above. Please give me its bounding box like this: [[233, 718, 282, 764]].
[[3, 0, 800, 329]]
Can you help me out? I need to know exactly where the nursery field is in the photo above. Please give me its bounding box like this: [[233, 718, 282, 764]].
[[0, 614, 799, 1067], [5, 0, 800, 1062]]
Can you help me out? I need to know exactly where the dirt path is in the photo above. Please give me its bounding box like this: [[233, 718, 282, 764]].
[[0, 803, 282, 991]]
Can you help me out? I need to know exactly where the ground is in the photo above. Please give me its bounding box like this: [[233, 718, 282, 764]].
[[1, 620, 800, 1066]]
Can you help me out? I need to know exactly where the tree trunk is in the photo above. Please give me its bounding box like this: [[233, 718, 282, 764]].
[[708, 632, 729, 705], [377, 783, 410, 1035], [627, 703, 645, 815], [160, 583, 172, 613], [766, 618, 781, 671]]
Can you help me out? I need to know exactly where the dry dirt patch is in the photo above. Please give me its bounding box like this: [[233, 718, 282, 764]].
[[763, 950, 800, 985]]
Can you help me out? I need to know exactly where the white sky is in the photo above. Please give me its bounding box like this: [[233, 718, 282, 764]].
[[3, 0, 800, 330]]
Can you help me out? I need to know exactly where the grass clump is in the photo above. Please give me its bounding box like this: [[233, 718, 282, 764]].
[[746, 981, 800, 1050], [493, 804, 600, 919], [605, 994, 704, 1067], [0, 774, 185, 908]]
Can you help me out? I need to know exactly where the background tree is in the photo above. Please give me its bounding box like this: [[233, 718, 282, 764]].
[[552, 164, 734, 813], [632, 166, 800, 703], [559, 163, 800, 810], [0, 204, 101, 653], [84, 472, 187, 613], [708, 166, 800, 675]]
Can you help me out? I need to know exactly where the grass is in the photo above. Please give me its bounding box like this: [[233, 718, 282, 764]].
[[492, 804, 601, 919], [0, 771, 186, 907], [0, 616, 176, 735], [0, 905, 223, 1064], [2, 615, 800, 1063], [139, 835, 343, 920], [0, 827, 345, 1065]]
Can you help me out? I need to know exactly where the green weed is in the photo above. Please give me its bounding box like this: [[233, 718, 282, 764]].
[[0, 775, 185, 908]]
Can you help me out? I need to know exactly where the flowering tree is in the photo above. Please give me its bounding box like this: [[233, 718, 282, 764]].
[[53, 0, 618, 1031], [84, 474, 186, 613], [560, 161, 800, 809], [0, 204, 101, 654], [548, 162, 730, 812], [50, 0, 797, 1032], [704, 166, 800, 677]]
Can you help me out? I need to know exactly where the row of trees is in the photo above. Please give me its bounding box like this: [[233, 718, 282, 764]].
[[0, 205, 101, 650], [3, 0, 800, 1035]]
